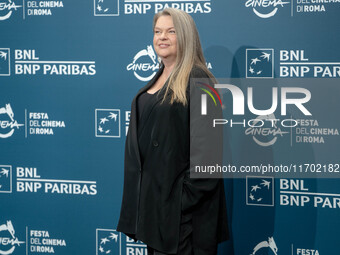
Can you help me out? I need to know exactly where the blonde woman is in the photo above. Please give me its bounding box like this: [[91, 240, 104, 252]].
[[117, 8, 229, 255]]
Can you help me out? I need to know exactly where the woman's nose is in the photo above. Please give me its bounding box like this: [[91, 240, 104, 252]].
[[160, 31, 167, 39]]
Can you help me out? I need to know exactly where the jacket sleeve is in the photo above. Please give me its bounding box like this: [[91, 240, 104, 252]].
[[181, 68, 224, 213]]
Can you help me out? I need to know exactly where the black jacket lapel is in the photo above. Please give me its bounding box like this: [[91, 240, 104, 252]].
[[129, 65, 164, 168]]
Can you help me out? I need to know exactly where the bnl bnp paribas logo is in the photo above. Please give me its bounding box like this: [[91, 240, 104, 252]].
[[95, 109, 121, 138], [246, 49, 274, 78], [96, 229, 147, 255], [96, 229, 120, 255], [0, 165, 12, 193], [0, 49, 10, 75], [246, 176, 274, 206], [245, 0, 289, 18], [94, 0, 119, 16], [0, 220, 25, 255], [0, 0, 22, 21], [94, 0, 212, 15]]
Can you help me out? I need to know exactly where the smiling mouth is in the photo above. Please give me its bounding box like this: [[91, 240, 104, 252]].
[[159, 44, 170, 48]]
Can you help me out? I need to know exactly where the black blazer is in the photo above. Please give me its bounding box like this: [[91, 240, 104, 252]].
[[117, 65, 229, 254]]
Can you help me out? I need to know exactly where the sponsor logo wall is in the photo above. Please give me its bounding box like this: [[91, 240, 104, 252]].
[[1, 0, 339, 254]]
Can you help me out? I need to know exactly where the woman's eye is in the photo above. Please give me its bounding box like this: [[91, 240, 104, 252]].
[[154, 31, 161, 34], [169, 30, 175, 34]]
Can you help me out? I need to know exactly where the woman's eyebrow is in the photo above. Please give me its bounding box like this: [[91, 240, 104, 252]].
[[154, 27, 175, 30]]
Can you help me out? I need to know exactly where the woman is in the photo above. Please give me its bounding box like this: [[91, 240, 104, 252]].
[[117, 8, 229, 255]]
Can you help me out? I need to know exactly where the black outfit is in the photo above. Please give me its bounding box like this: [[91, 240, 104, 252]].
[[138, 91, 194, 255], [136, 91, 158, 166], [137, 91, 155, 124], [117, 65, 229, 255], [147, 212, 193, 255]]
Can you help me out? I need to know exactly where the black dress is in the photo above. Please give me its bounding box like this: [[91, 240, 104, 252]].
[[137, 91, 158, 165], [137, 90, 193, 255], [117, 65, 228, 255]]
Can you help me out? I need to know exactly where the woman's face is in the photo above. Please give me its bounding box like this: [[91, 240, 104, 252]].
[[153, 15, 177, 65]]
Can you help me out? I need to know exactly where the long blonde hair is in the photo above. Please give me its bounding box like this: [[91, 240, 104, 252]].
[[153, 8, 214, 106]]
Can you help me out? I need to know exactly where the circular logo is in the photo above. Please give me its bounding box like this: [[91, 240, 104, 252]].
[[245, 0, 289, 19], [0, 0, 22, 21], [251, 237, 278, 255], [0, 220, 25, 255], [245, 114, 289, 147], [126, 45, 159, 82], [0, 104, 24, 139]]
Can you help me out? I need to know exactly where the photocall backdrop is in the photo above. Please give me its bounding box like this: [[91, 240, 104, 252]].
[[1, 0, 340, 255]]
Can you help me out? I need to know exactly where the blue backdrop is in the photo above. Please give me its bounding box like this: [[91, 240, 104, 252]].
[[1, 0, 340, 254]]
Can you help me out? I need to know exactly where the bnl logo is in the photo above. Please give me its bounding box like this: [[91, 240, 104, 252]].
[[95, 109, 121, 138], [0, 49, 10, 76], [246, 49, 274, 78], [94, 0, 119, 16], [0, 165, 12, 193], [96, 229, 120, 255], [246, 176, 274, 206]]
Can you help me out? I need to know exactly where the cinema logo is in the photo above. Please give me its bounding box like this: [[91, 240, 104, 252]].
[[250, 235, 321, 255], [0, 104, 24, 139], [127, 45, 159, 82], [250, 236, 278, 255], [0, 220, 68, 254], [0, 0, 22, 21], [128, 46, 213, 83], [245, 114, 289, 146], [245, 0, 289, 18], [0, 0, 65, 19], [0, 103, 66, 138], [0, 220, 25, 255]]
